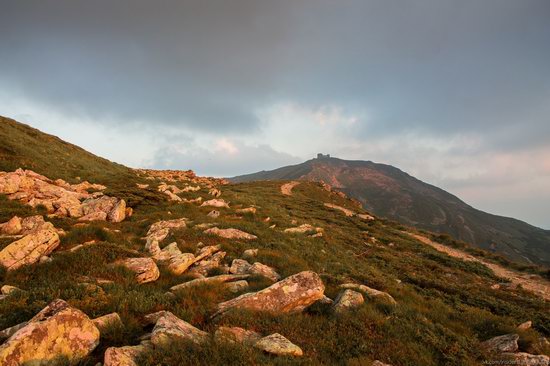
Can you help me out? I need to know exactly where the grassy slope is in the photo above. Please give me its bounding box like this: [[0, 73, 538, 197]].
[[0, 117, 548, 365]]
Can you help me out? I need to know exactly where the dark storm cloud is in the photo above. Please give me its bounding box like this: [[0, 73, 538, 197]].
[[1, 0, 549, 142]]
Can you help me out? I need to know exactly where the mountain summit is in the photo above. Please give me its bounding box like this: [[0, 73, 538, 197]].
[[231, 155, 550, 266]]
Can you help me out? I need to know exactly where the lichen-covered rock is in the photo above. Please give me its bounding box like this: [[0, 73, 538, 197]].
[[333, 289, 364, 313], [243, 249, 258, 258], [0, 222, 60, 270], [118, 257, 160, 284], [201, 199, 230, 208], [170, 274, 249, 292], [225, 280, 249, 293], [92, 312, 123, 333], [254, 333, 303, 357], [248, 262, 281, 282], [480, 333, 519, 353], [0, 322, 27, 342], [150, 311, 208, 346], [229, 258, 252, 274], [0, 216, 22, 235], [104, 344, 147, 366], [214, 326, 261, 345], [284, 224, 322, 234], [340, 283, 397, 305], [215, 271, 325, 316], [108, 199, 127, 223], [0, 299, 99, 365], [204, 227, 257, 240]]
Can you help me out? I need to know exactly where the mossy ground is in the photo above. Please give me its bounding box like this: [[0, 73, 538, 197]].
[[0, 173, 548, 365]]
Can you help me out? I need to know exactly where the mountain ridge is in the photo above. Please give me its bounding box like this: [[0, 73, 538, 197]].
[[231, 156, 550, 266]]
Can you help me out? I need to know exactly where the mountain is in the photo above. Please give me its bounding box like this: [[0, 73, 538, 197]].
[[0, 117, 549, 365], [231, 155, 550, 266]]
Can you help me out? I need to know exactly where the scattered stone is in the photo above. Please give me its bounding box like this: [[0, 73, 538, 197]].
[[317, 295, 334, 305], [324, 203, 355, 217], [204, 227, 257, 240], [229, 258, 252, 274], [517, 321, 532, 331], [215, 326, 261, 345], [1, 285, 21, 296], [236, 207, 257, 215], [372, 361, 392, 366], [309, 232, 323, 238], [358, 213, 375, 221], [494, 353, 549, 366], [480, 334, 519, 354], [170, 274, 249, 292], [207, 210, 220, 218], [163, 190, 182, 202], [201, 198, 230, 208], [117, 257, 160, 284], [284, 224, 323, 234], [182, 185, 201, 192], [104, 344, 147, 366], [108, 199, 127, 223], [333, 289, 364, 313], [254, 333, 303, 357], [0, 299, 99, 365], [225, 280, 249, 293], [92, 312, 123, 333], [249, 262, 281, 282], [188, 250, 226, 277], [214, 271, 325, 317], [340, 283, 397, 305], [209, 188, 222, 197], [78, 211, 108, 222], [150, 311, 208, 346], [136, 183, 149, 189], [0, 220, 60, 271], [243, 248, 258, 258], [194, 223, 217, 230], [0, 216, 21, 235]]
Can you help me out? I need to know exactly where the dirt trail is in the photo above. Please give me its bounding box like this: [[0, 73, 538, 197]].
[[280, 181, 300, 196], [408, 233, 550, 301]]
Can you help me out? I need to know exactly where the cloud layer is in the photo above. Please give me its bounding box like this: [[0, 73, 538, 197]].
[[1, 0, 549, 228]]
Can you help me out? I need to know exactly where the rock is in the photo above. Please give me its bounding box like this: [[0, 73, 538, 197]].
[[0, 216, 22, 235], [204, 227, 257, 240], [209, 188, 222, 197], [150, 311, 208, 346], [214, 326, 261, 345], [78, 211, 108, 222], [201, 199, 230, 208], [93, 312, 123, 333], [225, 280, 249, 293], [104, 344, 147, 366], [248, 262, 281, 282], [517, 320, 532, 331], [324, 203, 355, 217], [358, 213, 375, 221], [215, 271, 325, 316], [163, 190, 182, 202], [118, 257, 160, 284], [170, 274, 250, 292], [333, 289, 364, 313], [0, 299, 99, 365], [284, 224, 323, 234], [136, 183, 149, 189], [309, 232, 323, 238], [236, 207, 257, 215], [194, 223, 216, 230], [125, 207, 133, 218], [317, 295, 334, 305], [0, 222, 60, 270], [243, 249, 258, 258], [372, 361, 392, 366], [0, 322, 27, 342], [254, 333, 303, 357], [229, 259, 252, 274], [182, 185, 201, 192], [147, 218, 188, 237], [106, 199, 126, 222], [39, 255, 52, 264], [20, 215, 47, 234], [1, 285, 21, 296], [480, 333, 519, 354], [207, 210, 220, 218], [188, 251, 226, 277], [340, 283, 397, 305], [495, 353, 549, 366]]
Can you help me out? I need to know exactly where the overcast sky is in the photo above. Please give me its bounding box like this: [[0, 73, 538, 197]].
[[1, 0, 549, 229]]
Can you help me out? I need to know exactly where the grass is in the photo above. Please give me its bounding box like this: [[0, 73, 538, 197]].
[[0, 123, 548, 364]]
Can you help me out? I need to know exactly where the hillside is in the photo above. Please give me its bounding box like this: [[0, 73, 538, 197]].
[[231, 156, 550, 267], [0, 118, 548, 365]]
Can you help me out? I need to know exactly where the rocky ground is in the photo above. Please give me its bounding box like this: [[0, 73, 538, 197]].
[[0, 166, 548, 365]]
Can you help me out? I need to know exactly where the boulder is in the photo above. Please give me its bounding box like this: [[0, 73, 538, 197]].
[[215, 271, 325, 316], [108, 199, 127, 223], [248, 262, 281, 282], [170, 274, 250, 292], [340, 283, 397, 305], [201, 199, 230, 208], [0, 216, 22, 235], [204, 227, 257, 240], [150, 311, 208, 346], [0, 299, 99, 365], [254, 333, 303, 357], [92, 312, 123, 333], [0, 222, 60, 270], [118, 257, 160, 284], [214, 326, 261, 345], [480, 334, 519, 354], [333, 289, 364, 313], [104, 344, 147, 366]]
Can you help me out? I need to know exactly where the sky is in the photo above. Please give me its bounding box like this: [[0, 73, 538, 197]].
[[0, 0, 549, 229]]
